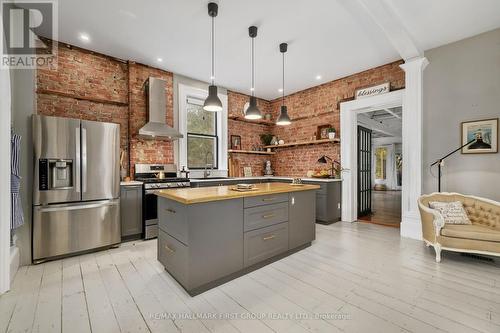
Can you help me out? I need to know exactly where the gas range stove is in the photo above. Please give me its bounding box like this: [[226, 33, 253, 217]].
[[135, 164, 190, 240], [135, 163, 190, 190]]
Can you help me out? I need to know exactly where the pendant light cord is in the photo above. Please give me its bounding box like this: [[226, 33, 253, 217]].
[[211, 16, 215, 85], [251, 37, 255, 97], [282, 51, 285, 106]]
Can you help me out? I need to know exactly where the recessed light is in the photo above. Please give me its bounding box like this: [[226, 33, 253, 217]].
[[315, 75, 322, 80], [278, 88, 283, 93], [157, 58, 163, 62], [79, 33, 90, 42]]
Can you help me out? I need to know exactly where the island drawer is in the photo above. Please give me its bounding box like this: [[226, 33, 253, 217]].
[[244, 202, 288, 232], [158, 198, 188, 245], [244, 222, 289, 267], [158, 229, 189, 286], [244, 193, 289, 208]]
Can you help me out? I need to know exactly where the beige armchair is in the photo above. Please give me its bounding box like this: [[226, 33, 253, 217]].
[[418, 192, 500, 262]]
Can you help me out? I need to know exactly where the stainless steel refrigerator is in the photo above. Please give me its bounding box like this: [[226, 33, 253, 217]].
[[32, 115, 121, 263]]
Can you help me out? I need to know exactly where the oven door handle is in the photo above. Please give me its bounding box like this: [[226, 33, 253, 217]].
[[145, 190, 159, 195]]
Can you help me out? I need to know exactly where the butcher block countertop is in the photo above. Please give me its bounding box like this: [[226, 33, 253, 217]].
[[155, 182, 320, 205]]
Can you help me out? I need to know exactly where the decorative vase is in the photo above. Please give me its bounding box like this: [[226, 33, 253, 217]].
[[328, 132, 336, 140]]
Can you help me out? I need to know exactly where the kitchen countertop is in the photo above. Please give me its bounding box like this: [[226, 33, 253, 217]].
[[189, 176, 342, 183], [155, 182, 320, 204], [120, 181, 143, 186]]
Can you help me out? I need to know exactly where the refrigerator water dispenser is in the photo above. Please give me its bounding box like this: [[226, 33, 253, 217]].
[[39, 159, 74, 190]]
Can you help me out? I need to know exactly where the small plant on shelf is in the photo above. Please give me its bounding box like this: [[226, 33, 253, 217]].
[[327, 127, 336, 140]]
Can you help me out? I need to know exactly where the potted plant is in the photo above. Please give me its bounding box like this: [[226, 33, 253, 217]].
[[260, 133, 274, 152], [327, 127, 336, 140]]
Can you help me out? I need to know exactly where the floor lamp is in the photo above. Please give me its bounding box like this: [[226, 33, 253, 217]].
[[430, 139, 475, 192]]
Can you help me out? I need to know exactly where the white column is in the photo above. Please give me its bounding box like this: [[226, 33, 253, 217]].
[[400, 56, 428, 240]]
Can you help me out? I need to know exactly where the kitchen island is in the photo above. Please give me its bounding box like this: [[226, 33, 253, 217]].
[[155, 182, 319, 295]]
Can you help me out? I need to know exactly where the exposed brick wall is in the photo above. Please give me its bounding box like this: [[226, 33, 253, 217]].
[[37, 42, 128, 103], [36, 43, 130, 172], [227, 90, 273, 119], [128, 62, 174, 175], [269, 60, 405, 177], [227, 91, 274, 176]]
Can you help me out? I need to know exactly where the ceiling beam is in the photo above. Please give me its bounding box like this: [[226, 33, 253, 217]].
[[383, 108, 401, 119], [358, 114, 400, 137], [355, 0, 422, 60]]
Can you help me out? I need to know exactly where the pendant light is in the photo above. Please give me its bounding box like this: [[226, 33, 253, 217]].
[[203, 2, 223, 112], [245, 26, 262, 120], [276, 43, 291, 125]]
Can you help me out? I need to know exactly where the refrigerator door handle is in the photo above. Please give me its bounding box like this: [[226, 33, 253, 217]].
[[82, 127, 87, 193], [75, 127, 81, 193], [37, 200, 119, 213]]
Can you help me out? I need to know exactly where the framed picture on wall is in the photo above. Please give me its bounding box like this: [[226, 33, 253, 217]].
[[461, 118, 498, 154], [316, 124, 331, 140], [230, 135, 242, 150]]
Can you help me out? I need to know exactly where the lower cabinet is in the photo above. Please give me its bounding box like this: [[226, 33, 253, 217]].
[[289, 190, 316, 248], [244, 222, 289, 267], [303, 181, 342, 224], [120, 185, 142, 240], [158, 229, 189, 286]]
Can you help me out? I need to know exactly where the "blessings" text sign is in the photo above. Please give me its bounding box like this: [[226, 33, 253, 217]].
[[355, 83, 390, 99]]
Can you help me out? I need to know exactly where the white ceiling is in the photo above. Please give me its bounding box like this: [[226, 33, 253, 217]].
[[360, 107, 402, 139], [42, 0, 500, 100]]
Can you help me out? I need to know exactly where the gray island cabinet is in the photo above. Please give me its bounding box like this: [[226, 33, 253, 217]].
[[155, 182, 318, 296]]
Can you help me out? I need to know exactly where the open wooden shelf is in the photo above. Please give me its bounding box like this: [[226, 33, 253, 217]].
[[228, 149, 275, 155], [228, 116, 274, 126], [263, 138, 340, 149]]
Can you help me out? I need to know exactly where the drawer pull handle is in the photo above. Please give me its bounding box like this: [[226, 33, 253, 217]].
[[262, 213, 276, 219], [262, 198, 276, 202], [165, 208, 176, 214], [164, 244, 175, 254], [263, 235, 276, 241]]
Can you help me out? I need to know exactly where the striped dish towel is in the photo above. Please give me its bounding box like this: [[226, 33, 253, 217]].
[[11, 132, 24, 229]]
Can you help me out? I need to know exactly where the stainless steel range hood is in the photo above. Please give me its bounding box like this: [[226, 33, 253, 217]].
[[138, 77, 183, 140]]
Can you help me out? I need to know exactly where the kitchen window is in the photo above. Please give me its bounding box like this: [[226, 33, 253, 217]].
[[186, 98, 218, 169], [178, 84, 228, 174]]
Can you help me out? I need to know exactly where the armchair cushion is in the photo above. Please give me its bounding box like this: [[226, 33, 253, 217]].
[[429, 201, 471, 225], [441, 224, 500, 242]]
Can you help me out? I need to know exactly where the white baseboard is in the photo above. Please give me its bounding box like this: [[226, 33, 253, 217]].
[[10, 246, 19, 283], [400, 213, 422, 240]]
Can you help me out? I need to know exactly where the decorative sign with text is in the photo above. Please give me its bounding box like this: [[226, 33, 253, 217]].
[[355, 83, 390, 99]]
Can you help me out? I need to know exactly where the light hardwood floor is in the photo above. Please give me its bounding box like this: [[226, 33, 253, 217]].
[[2, 222, 500, 333], [359, 190, 402, 227]]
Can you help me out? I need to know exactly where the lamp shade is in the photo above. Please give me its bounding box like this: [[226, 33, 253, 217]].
[[245, 96, 262, 120], [203, 85, 223, 112], [317, 155, 330, 164], [276, 105, 291, 126]]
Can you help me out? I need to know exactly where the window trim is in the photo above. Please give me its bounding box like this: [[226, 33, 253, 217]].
[[178, 84, 228, 173]]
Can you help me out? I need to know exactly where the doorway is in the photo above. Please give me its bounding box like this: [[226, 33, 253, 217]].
[[340, 90, 406, 228], [357, 108, 402, 227]]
